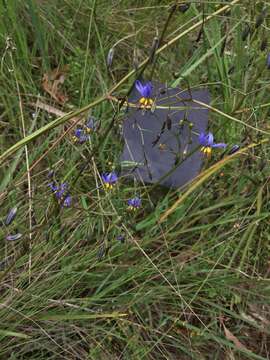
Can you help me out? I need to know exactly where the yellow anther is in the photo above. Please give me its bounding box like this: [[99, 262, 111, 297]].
[[139, 97, 146, 105], [105, 183, 113, 190], [201, 146, 212, 157], [139, 97, 154, 109], [128, 206, 137, 211]]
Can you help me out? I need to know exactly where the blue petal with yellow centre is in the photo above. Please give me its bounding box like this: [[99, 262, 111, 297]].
[[101, 172, 118, 189], [127, 197, 141, 210], [135, 80, 153, 108], [199, 132, 226, 156]]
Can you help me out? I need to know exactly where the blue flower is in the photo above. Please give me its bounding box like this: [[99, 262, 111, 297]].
[[48, 182, 71, 207], [135, 80, 153, 108], [101, 172, 118, 190], [73, 128, 90, 144], [85, 116, 98, 133], [63, 194, 72, 207], [55, 182, 69, 199], [48, 182, 59, 192], [199, 132, 226, 156], [127, 197, 141, 211]]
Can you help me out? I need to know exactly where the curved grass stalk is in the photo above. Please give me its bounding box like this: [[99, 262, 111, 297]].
[[0, 0, 241, 165], [159, 138, 269, 223]]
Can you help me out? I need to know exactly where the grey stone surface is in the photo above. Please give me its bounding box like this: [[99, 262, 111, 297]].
[[120, 81, 210, 188]]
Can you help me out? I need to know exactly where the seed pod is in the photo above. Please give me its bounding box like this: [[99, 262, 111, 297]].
[[97, 244, 109, 260], [182, 144, 189, 159], [228, 145, 240, 155], [241, 23, 250, 41], [6, 233, 22, 241], [116, 234, 125, 243], [166, 115, 172, 130], [196, 27, 203, 43], [220, 37, 227, 56], [255, 8, 267, 29], [267, 53, 270, 69], [260, 37, 268, 51], [149, 36, 159, 63], [228, 65, 235, 75], [178, 3, 190, 13], [133, 48, 139, 71], [107, 47, 115, 69], [159, 87, 166, 95], [179, 119, 185, 127], [5, 207, 17, 226], [47, 170, 54, 178]]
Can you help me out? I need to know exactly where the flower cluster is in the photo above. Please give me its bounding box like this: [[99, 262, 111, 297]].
[[72, 117, 97, 144], [101, 171, 118, 190], [127, 197, 142, 211], [101, 171, 142, 211], [48, 182, 72, 207], [199, 132, 226, 156], [135, 80, 154, 108]]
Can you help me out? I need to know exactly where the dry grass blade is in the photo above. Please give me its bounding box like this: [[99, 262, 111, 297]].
[[42, 65, 69, 104], [159, 140, 269, 223], [223, 324, 248, 351]]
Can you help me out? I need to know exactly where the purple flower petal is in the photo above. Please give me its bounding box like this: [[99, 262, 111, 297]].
[[199, 132, 213, 146], [127, 197, 141, 208], [135, 80, 144, 95], [6, 233, 22, 241], [135, 80, 153, 98], [144, 82, 153, 98], [5, 207, 17, 226], [198, 132, 207, 146], [79, 134, 90, 143], [74, 128, 84, 137], [86, 116, 97, 131], [74, 128, 90, 143], [206, 132, 214, 146], [63, 194, 72, 207], [199, 132, 225, 148], [48, 182, 58, 192], [212, 142, 227, 148], [102, 172, 118, 184]]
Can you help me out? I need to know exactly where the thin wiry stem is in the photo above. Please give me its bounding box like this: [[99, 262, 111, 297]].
[[10, 52, 33, 283]]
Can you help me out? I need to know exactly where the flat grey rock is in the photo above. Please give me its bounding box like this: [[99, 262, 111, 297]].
[[120, 81, 210, 188]]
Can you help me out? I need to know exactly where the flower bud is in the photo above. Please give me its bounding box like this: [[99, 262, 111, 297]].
[[5, 207, 17, 226], [255, 8, 267, 29], [178, 4, 190, 13], [107, 47, 115, 69], [228, 145, 240, 155], [260, 37, 268, 51], [241, 23, 250, 41], [267, 53, 270, 69], [6, 233, 22, 241]]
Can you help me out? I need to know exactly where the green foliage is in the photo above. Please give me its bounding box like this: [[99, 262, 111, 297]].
[[0, 1, 270, 359]]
